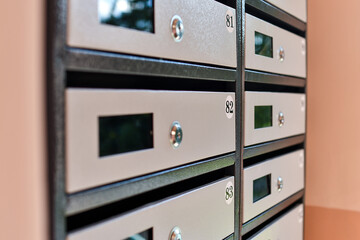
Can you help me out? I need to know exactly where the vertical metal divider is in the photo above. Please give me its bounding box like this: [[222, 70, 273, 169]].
[[47, 0, 67, 239], [236, 0, 245, 239]]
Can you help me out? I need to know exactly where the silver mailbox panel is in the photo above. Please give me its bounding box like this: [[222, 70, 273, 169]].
[[66, 89, 235, 193], [264, 0, 307, 22], [67, 177, 234, 240], [243, 150, 304, 223], [245, 14, 306, 78], [250, 204, 304, 240], [244, 91, 305, 146], [67, 0, 236, 67]]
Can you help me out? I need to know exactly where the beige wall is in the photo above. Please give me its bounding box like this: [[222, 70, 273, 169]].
[[306, 0, 360, 238], [0, 1, 47, 240]]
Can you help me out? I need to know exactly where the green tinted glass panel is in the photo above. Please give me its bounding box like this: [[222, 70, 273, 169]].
[[99, 0, 154, 33], [254, 106, 272, 129], [255, 31, 273, 58], [124, 228, 153, 240], [253, 174, 271, 203], [99, 113, 153, 157]]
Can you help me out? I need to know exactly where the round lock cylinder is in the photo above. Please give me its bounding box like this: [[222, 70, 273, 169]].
[[171, 15, 184, 42], [169, 226, 182, 240], [170, 121, 183, 148], [278, 47, 285, 62], [277, 176, 283, 192], [278, 112, 285, 127]]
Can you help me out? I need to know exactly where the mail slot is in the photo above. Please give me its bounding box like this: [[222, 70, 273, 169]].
[[245, 14, 306, 78], [244, 91, 305, 146], [243, 150, 304, 222], [67, 0, 236, 67], [249, 204, 304, 240], [264, 0, 307, 22], [66, 89, 235, 193], [67, 177, 234, 240]]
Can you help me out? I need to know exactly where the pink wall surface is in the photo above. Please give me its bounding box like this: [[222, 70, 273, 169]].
[[0, 1, 48, 240], [305, 0, 360, 238]]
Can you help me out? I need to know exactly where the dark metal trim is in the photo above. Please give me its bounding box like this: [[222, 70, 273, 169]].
[[65, 48, 236, 82], [236, 0, 246, 239], [243, 135, 305, 159], [66, 153, 235, 216], [241, 190, 304, 235], [245, 70, 306, 87], [245, 0, 306, 33], [47, 0, 67, 239]]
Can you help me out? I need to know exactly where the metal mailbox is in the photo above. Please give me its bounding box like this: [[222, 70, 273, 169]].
[[244, 91, 305, 146], [264, 0, 307, 22], [66, 89, 235, 193], [243, 150, 304, 223], [249, 204, 304, 240], [245, 13, 306, 78], [67, 177, 235, 240], [67, 0, 236, 67]]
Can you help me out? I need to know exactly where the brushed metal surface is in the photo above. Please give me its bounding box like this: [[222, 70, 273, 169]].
[[66, 89, 235, 193], [241, 191, 304, 235], [67, 0, 236, 67], [243, 150, 304, 223], [245, 91, 306, 146], [250, 204, 304, 239], [245, 14, 306, 78], [264, 0, 307, 22], [67, 177, 235, 240], [66, 154, 235, 216]]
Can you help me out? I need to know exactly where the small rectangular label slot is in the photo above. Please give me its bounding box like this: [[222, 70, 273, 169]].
[[124, 228, 153, 240], [254, 105, 272, 129], [98, 0, 155, 33], [99, 113, 153, 157], [255, 31, 273, 58], [253, 174, 271, 203]]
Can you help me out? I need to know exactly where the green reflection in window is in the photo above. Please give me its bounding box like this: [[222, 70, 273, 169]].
[[255, 31, 273, 58], [254, 106, 272, 129]]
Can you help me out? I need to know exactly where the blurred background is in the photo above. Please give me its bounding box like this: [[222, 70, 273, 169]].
[[1, 0, 360, 239]]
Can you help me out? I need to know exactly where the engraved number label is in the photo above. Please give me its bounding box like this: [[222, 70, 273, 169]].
[[226, 100, 234, 114], [226, 15, 234, 28], [225, 95, 234, 119], [225, 181, 234, 205], [226, 10, 235, 33]]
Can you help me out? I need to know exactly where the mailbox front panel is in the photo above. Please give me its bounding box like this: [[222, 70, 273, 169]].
[[244, 91, 305, 146], [243, 150, 304, 223], [67, 177, 234, 240], [66, 89, 235, 193], [250, 204, 304, 240], [245, 14, 306, 78], [264, 0, 307, 22], [67, 0, 236, 67]]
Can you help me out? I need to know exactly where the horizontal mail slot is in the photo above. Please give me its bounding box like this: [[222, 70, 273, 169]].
[[67, 0, 236, 67], [249, 204, 304, 240], [67, 177, 235, 240], [245, 14, 306, 78], [243, 150, 304, 222], [264, 0, 307, 22], [244, 91, 305, 146], [66, 89, 235, 193]]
